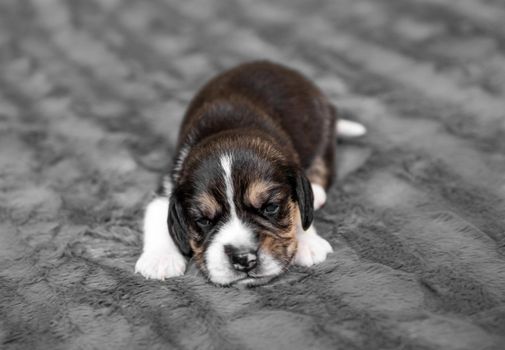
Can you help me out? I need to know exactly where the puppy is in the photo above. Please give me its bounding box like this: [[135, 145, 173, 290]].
[[135, 61, 365, 286]]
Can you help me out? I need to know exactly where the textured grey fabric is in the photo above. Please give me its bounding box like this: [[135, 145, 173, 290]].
[[1, 0, 505, 349]]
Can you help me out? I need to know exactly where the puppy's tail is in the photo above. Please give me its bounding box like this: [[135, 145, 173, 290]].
[[336, 119, 367, 139]]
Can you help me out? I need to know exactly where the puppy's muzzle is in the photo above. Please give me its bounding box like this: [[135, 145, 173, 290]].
[[224, 245, 257, 272]]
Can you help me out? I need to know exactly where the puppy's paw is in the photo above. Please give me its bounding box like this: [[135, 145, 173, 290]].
[[135, 251, 187, 280], [311, 183, 327, 210], [293, 232, 333, 267]]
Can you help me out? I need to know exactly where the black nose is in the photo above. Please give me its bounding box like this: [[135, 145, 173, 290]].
[[224, 245, 257, 272]]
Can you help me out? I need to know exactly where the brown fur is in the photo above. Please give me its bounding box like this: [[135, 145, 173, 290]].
[[172, 61, 337, 190], [190, 238, 206, 268], [306, 156, 330, 188], [259, 201, 299, 265], [195, 192, 221, 219], [245, 180, 278, 208]]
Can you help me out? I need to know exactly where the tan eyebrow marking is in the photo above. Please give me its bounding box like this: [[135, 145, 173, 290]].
[[245, 180, 281, 208], [195, 192, 221, 218]]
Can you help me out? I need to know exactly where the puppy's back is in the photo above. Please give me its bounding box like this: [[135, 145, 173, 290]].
[[178, 61, 336, 169]]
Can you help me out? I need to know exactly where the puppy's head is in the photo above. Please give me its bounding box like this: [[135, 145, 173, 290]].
[[168, 138, 313, 286]]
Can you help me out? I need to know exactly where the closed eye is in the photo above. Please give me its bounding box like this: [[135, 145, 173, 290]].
[[263, 203, 280, 215], [196, 218, 212, 228]]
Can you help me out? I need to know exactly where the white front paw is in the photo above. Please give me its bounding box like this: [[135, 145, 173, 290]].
[[135, 251, 187, 280], [293, 233, 333, 267]]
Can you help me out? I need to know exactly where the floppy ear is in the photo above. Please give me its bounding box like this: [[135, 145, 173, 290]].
[[294, 169, 314, 230], [167, 192, 191, 257]]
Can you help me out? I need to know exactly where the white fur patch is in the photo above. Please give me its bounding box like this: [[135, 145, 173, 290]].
[[337, 119, 367, 138], [135, 196, 187, 280], [293, 224, 333, 267], [205, 154, 256, 285], [311, 183, 327, 210], [220, 154, 236, 216], [258, 252, 283, 276]]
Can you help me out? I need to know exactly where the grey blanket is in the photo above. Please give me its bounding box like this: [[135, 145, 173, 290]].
[[1, 0, 505, 349]]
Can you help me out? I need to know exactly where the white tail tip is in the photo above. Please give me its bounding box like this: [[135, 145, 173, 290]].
[[337, 119, 367, 138]]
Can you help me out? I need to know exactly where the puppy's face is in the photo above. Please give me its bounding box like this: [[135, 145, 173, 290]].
[[168, 144, 314, 286]]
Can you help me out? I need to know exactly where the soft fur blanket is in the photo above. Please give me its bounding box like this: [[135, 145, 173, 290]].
[[1, 0, 505, 349]]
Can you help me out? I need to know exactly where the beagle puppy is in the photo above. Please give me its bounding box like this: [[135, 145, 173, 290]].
[[135, 61, 365, 286]]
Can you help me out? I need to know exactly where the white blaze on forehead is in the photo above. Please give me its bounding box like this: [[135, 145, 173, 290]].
[[220, 154, 236, 216], [205, 154, 256, 284]]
